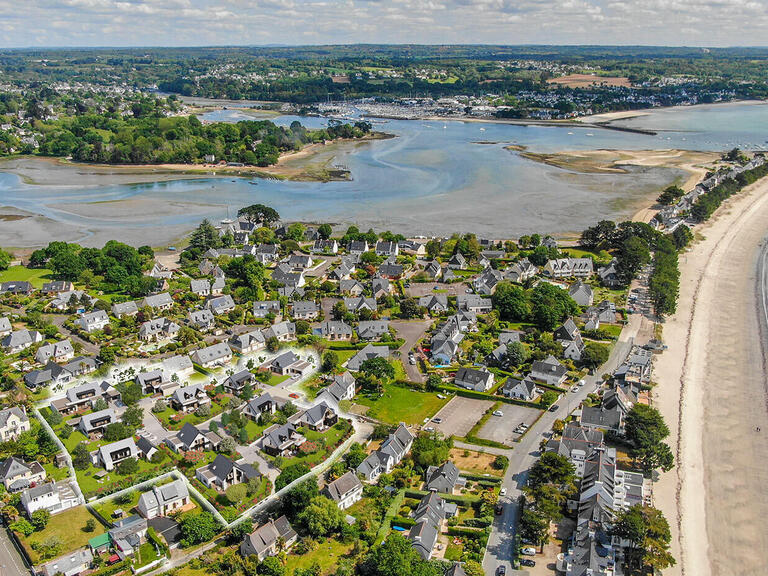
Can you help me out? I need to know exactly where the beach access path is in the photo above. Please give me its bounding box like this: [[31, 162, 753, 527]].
[[653, 176, 768, 576]]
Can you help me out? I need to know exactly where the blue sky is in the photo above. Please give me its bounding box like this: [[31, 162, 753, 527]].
[[2, 0, 766, 48]]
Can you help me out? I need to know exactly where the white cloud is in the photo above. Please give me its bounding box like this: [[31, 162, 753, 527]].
[[0, 0, 765, 46]]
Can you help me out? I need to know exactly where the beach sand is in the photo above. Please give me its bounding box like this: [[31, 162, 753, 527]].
[[653, 176, 768, 576]]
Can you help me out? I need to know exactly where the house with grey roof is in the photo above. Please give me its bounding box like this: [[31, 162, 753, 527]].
[[324, 471, 363, 510], [190, 342, 232, 368], [543, 257, 594, 279], [228, 330, 265, 354], [137, 479, 190, 519], [378, 262, 404, 278], [171, 384, 210, 412], [318, 320, 353, 341], [77, 310, 109, 333], [262, 321, 296, 342], [530, 355, 568, 386], [243, 393, 278, 421], [240, 516, 297, 560], [454, 367, 494, 392], [42, 281, 74, 294], [253, 300, 280, 318], [0, 406, 31, 441], [291, 300, 319, 320], [424, 461, 461, 494], [97, 438, 139, 471], [375, 241, 399, 257], [357, 424, 414, 482], [223, 369, 255, 395], [35, 339, 74, 364], [207, 294, 236, 315], [317, 372, 356, 407], [41, 547, 92, 576], [472, 267, 503, 295], [78, 408, 116, 437], [139, 317, 180, 342], [346, 343, 390, 371], [456, 294, 492, 314], [502, 377, 538, 401], [189, 309, 215, 331], [555, 318, 585, 361], [0, 316, 11, 336], [111, 300, 139, 318], [260, 423, 305, 457], [348, 240, 369, 254], [165, 423, 220, 453], [48, 290, 95, 312], [448, 252, 467, 269], [423, 260, 442, 281], [545, 423, 604, 477], [340, 279, 364, 296], [50, 381, 120, 415], [371, 276, 391, 298], [142, 292, 175, 310], [409, 493, 448, 560], [21, 480, 80, 517], [298, 402, 337, 431], [163, 354, 194, 378], [0, 281, 34, 295], [343, 296, 377, 314], [505, 258, 538, 283], [197, 455, 260, 491], [356, 320, 389, 341], [0, 456, 45, 491], [190, 278, 211, 296], [419, 293, 448, 315], [569, 281, 594, 307], [2, 328, 43, 353]]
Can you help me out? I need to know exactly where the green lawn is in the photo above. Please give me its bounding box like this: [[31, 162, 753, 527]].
[[155, 399, 227, 430], [92, 489, 142, 521], [261, 373, 290, 386], [134, 542, 160, 568], [285, 538, 356, 575], [42, 461, 71, 481], [242, 419, 267, 443], [75, 456, 173, 497], [0, 266, 54, 288], [16, 505, 105, 564], [355, 383, 449, 425], [277, 422, 350, 469]]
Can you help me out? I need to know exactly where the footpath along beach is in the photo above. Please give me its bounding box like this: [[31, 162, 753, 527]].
[[653, 176, 768, 576]]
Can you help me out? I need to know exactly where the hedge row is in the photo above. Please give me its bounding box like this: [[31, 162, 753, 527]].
[[461, 472, 503, 483], [447, 526, 488, 538], [459, 435, 512, 451], [88, 560, 132, 576], [404, 489, 481, 506], [327, 340, 404, 351], [391, 516, 416, 528]]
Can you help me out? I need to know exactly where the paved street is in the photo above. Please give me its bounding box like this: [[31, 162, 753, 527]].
[[482, 312, 643, 575], [0, 523, 30, 576]]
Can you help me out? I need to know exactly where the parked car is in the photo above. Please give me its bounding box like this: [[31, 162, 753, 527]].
[[437, 394, 445, 399], [549, 404, 560, 412], [432, 417, 443, 424], [500, 487, 507, 496], [520, 559, 536, 567], [496, 566, 506, 576], [521, 547, 537, 556], [495, 503, 504, 515], [493, 410, 503, 417]]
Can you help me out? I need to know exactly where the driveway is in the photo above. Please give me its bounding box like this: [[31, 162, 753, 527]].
[[237, 441, 280, 483], [391, 319, 431, 383], [430, 396, 494, 437], [50, 314, 99, 355], [137, 397, 175, 443]]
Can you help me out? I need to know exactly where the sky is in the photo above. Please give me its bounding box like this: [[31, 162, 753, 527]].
[[2, 0, 767, 48]]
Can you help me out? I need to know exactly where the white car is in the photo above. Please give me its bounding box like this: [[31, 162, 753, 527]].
[[521, 547, 537, 556], [493, 410, 503, 417], [500, 487, 507, 496]]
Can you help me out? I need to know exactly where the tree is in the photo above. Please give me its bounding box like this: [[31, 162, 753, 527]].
[[189, 219, 221, 253], [283, 478, 319, 519], [286, 222, 306, 242], [581, 341, 610, 369], [624, 405, 675, 473], [72, 443, 90, 470], [117, 457, 139, 475], [84, 519, 96, 532], [616, 236, 651, 285], [539, 390, 559, 408], [266, 336, 279, 353], [580, 220, 616, 251], [657, 185, 685, 205], [343, 443, 367, 469], [492, 282, 529, 321], [237, 204, 280, 227], [318, 224, 333, 239], [0, 249, 11, 271], [275, 462, 311, 491], [104, 422, 133, 442], [322, 351, 340, 373], [462, 561, 485, 576], [180, 511, 219, 547], [30, 509, 50, 530], [360, 357, 395, 381], [219, 436, 237, 453], [297, 496, 345, 537], [527, 451, 576, 497], [426, 373, 442, 392], [613, 505, 676, 573], [398, 297, 421, 319], [358, 532, 440, 576], [503, 341, 528, 368], [411, 432, 452, 468], [93, 397, 108, 411], [122, 405, 144, 427], [195, 403, 211, 417], [153, 399, 168, 413], [259, 556, 286, 576], [672, 224, 693, 250], [519, 507, 549, 548], [530, 282, 578, 331]]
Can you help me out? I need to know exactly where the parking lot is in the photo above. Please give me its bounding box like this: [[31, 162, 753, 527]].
[[477, 403, 542, 445], [404, 282, 469, 298], [429, 396, 494, 437]]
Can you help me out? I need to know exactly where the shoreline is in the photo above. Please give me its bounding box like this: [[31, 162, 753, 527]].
[[0, 132, 392, 187], [652, 174, 768, 576], [578, 98, 768, 125]]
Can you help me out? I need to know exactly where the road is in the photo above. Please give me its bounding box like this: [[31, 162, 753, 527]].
[[49, 314, 100, 355], [390, 319, 431, 383], [0, 523, 30, 576], [482, 312, 643, 575]]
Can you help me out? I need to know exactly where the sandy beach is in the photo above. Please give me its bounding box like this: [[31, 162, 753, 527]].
[[577, 99, 768, 126], [652, 176, 768, 576]]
